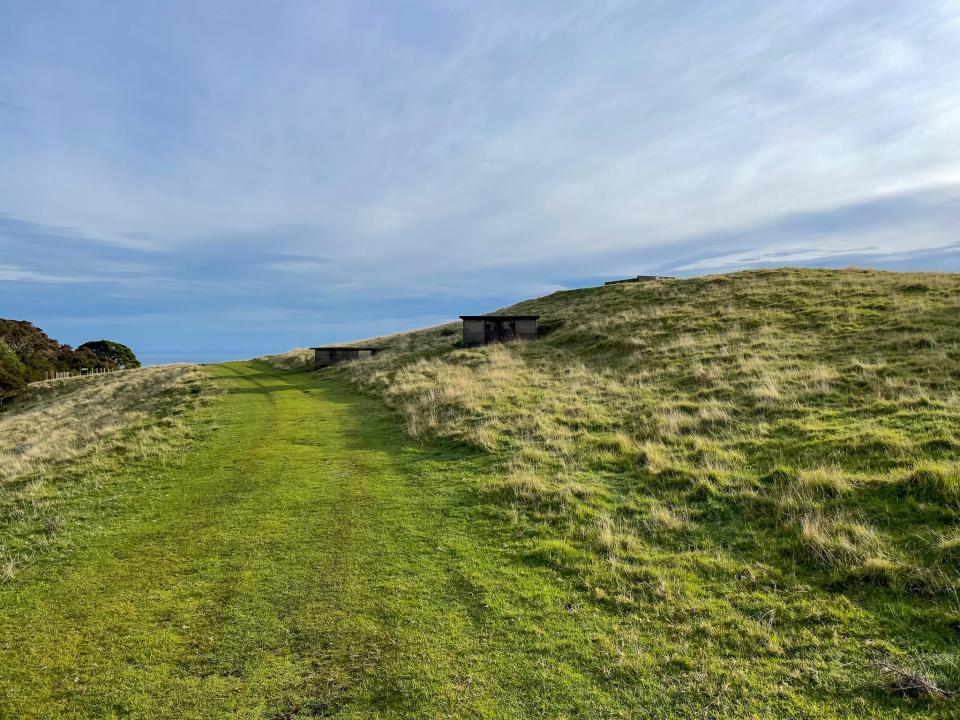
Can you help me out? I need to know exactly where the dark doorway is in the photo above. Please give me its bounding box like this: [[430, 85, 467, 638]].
[[483, 319, 517, 343]]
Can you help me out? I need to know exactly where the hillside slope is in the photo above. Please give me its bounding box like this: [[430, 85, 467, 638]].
[[301, 268, 960, 710], [0, 366, 210, 577]]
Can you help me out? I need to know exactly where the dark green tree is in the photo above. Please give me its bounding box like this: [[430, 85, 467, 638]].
[[0, 338, 28, 399], [77, 340, 141, 369], [1, 319, 60, 381]]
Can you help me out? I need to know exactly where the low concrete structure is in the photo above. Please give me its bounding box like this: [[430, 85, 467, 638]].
[[459, 315, 539, 347], [311, 347, 382, 369], [604, 275, 675, 285]]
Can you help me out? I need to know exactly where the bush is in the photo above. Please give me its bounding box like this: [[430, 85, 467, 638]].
[[0, 319, 121, 380], [77, 340, 141, 369], [0, 338, 27, 399]]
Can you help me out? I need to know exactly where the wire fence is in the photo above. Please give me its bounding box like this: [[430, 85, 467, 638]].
[[42, 367, 115, 381]]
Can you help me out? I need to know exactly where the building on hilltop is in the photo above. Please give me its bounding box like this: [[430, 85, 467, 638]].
[[459, 315, 539, 347], [604, 275, 674, 285], [311, 346, 382, 369]]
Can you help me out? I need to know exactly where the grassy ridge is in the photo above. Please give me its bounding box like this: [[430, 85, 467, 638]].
[[309, 268, 960, 710], [0, 365, 211, 579]]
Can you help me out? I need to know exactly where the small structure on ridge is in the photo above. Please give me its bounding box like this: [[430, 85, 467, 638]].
[[459, 315, 540, 347], [311, 346, 382, 369], [604, 275, 674, 285]]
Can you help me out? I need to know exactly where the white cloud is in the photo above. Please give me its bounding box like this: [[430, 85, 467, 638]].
[[0, 264, 85, 283], [2, 0, 960, 293], [266, 260, 330, 274]]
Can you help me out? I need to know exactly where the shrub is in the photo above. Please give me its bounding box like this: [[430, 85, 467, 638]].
[[77, 340, 141, 369], [0, 339, 27, 399]]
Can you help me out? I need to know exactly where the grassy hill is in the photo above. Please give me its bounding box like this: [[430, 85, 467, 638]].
[[275, 267, 960, 709], [2, 267, 958, 717]]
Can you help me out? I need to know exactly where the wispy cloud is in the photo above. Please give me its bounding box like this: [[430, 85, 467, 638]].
[[266, 261, 329, 273], [0, 264, 86, 284], [2, 1, 959, 361]]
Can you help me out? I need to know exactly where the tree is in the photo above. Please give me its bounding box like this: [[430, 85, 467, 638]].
[[0, 338, 27, 399], [0, 319, 60, 381], [0, 320, 138, 381], [77, 340, 141, 369]]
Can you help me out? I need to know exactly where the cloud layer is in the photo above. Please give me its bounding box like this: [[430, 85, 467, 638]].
[[2, 1, 959, 362]]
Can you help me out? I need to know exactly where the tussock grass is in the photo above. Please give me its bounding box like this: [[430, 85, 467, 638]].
[[259, 347, 313, 370], [315, 267, 960, 713], [798, 512, 886, 569], [935, 532, 960, 572], [0, 365, 212, 577], [798, 466, 855, 495], [904, 461, 960, 503]]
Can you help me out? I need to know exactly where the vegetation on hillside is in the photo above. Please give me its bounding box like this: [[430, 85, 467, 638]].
[[299, 267, 960, 712], [0, 319, 140, 397], [78, 339, 142, 370], [0, 339, 28, 400], [0, 365, 211, 579]]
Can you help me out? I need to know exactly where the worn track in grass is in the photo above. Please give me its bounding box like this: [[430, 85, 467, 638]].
[[0, 362, 632, 718]]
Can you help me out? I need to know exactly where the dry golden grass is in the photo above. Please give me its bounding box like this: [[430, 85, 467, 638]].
[[798, 512, 886, 569], [0, 365, 211, 577], [319, 269, 960, 600], [260, 347, 313, 370], [1, 367, 203, 479]]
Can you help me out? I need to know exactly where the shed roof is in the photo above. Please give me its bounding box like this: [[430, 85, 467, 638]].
[[604, 275, 674, 285], [309, 346, 383, 351], [459, 315, 540, 320]]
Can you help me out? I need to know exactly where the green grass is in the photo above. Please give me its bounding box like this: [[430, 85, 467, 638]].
[[2, 361, 725, 718], [0, 364, 210, 578], [3, 267, 959, 717], [310, 267, 960, 713]]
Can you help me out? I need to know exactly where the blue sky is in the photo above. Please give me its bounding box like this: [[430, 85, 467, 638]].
[[2, 1, 959, 364]]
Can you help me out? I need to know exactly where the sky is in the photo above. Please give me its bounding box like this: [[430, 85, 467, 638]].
[[2, 1, 960, 364]]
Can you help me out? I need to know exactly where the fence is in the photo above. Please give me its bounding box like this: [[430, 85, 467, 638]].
[[43, 367, 115, 381]]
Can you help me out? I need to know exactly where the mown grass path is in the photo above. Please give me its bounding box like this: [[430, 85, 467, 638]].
[[0, 363, 627, 719]]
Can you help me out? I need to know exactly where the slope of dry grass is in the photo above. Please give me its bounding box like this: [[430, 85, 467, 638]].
[[260, 347, 313, 370], [305, 267, 960, 710], [0, 365, 212, 578]]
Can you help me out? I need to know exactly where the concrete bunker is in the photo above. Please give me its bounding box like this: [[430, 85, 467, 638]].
[[604, 275, 674, 285], [311, 347, 382, 369], [459, 315, 539, 347]]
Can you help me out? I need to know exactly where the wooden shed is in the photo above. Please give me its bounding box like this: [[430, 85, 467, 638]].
[[311, 347, 382, 369], [604, 275, 674, 285], [459, 315, 539, 347]]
